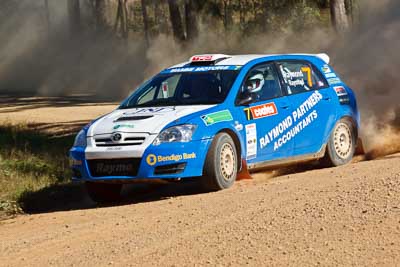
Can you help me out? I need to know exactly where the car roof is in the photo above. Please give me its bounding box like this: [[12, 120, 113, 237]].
[[169, 53, 330, 69]]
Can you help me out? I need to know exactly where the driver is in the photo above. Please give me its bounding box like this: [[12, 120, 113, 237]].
[[244, 70, 265, 100]]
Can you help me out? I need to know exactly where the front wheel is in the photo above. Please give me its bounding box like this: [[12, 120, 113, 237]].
[[202, 133, 238, 191], [323, 119, 356, 167], [85, 182, 122, 203]]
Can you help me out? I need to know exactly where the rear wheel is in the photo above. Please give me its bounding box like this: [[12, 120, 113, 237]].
[[323, 119, 356, 167], [85, 182, 122, 203], [202, 133, 238, 191]]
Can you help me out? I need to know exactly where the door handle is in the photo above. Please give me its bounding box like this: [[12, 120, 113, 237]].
[[280, 105, 290, 110], [322, 96, 331, 101]]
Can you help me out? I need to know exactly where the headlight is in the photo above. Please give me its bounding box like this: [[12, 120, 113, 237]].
[[153, 125, 197, 145], [73, 130, 87, 147]]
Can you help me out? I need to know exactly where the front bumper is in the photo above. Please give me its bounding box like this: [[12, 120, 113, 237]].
[[69, 139, 212, 182]]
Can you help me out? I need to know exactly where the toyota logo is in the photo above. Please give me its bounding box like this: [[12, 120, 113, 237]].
[[112, 133, 122, 142]]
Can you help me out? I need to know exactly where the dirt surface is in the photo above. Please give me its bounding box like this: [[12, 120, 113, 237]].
[[0, 95, 117, 134], [1, 96, 400, 266], [0, 156, 399, 266]]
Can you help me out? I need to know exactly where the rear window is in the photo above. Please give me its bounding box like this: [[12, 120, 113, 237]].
[[276, 61, 328, 95]]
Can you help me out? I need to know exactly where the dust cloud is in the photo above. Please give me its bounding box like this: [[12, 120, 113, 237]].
[[0, 0, 399, 156], [0, 0, 149, 99], [331, 0, 400, 156]]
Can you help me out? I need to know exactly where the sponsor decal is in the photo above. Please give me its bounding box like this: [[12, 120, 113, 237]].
[[124, 107, 175, 116], [327, 77, 342, 85], [325, 72, 337, 78], [201, 110, 233, 126], [234, 121, 243, 131], [244, 102, 278, 120], [113, 124, 134, 130], [161, 82, 169, 98], [162, 65, 239, 74], [281, 68, 305, 87], [334, 86, 348, 96], [95, 162, 133, 176], [106, 147, 122, 151], [245, 123, 257, 159], [191, 55, 214, 61], [259, 91, 323, 151], [146, 154, 157, 166], [146, 152, 196, 166], [334, 86, 350, 104], [321, 65, 332, 74], [280, 65, 313, 88]]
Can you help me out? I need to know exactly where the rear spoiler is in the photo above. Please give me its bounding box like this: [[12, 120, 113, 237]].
[[293, 53, 330, 64], [316, 53, 330, 64]]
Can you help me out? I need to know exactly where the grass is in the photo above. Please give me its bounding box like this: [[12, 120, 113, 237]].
[[0, 123, 76, 218]]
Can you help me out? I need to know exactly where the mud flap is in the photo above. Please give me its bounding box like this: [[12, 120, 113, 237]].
[[237, 159, 252, 180]]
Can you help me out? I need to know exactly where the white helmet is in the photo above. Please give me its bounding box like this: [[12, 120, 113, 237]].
[[245, 72, 265, 93]]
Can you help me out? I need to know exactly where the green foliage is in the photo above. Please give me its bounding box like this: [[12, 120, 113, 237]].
[[0, 124, 74, 217], [72, 0, 332, 41]]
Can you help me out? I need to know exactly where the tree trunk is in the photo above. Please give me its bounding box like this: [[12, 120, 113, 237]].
[[167, 0, 185, 42], [141, 0, 150, 46], [184, 0, 198, 41], [222, 0, 233, 32], [94, 0, 107, 33], [261, 0, 270, 31], [67, 0, 81, 37], [330, 0, 349, 33], [154, 0, 168, 34], [123, 0, 128, 38], [44, 0, 51, 35], [239, 0, 246, 29], [114, 0, 128, 39], [345, 0, 358, 24]]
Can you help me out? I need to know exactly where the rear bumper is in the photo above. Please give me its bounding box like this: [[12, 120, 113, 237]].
[[69, 139, 212, 182]]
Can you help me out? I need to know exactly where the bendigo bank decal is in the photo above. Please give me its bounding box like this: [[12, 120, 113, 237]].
[[146, 152, 196, 166], [244, 102, 278, 120], [259, 91, 323, 151]]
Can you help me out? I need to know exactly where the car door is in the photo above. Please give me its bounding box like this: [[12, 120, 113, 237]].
[[275, 60, 338, 156], [236, 63, 294, 164]]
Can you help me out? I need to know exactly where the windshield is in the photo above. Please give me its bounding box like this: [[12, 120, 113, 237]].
[[119, 69, 239, 109]]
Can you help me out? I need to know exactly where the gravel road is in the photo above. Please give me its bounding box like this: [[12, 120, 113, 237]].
[[1, 154, 399, 266], [1, 96, 399, 266]]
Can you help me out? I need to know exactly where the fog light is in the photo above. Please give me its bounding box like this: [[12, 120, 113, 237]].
[[70, 159, 82, 166]]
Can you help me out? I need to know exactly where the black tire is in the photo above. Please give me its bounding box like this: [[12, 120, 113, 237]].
[[85, 182, 122, 203], [323, 119, 356, 167], [202, 133, 238, 191]]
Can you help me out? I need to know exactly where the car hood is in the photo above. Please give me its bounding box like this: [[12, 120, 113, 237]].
[[87, 105, 215, 136]]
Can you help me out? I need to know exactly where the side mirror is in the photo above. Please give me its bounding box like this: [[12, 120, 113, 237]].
[[237, 94, 253, 106]]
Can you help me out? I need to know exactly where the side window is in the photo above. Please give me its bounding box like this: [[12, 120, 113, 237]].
[[277, 61, 327, 95], [242, 64, 282, 103]]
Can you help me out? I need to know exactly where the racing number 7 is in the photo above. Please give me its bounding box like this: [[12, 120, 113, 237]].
[[244, 108, 252, 120], [301, 66, 313, 87]]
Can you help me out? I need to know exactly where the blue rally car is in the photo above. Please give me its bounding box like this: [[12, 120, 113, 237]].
[[70, 53, 361, 202]]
